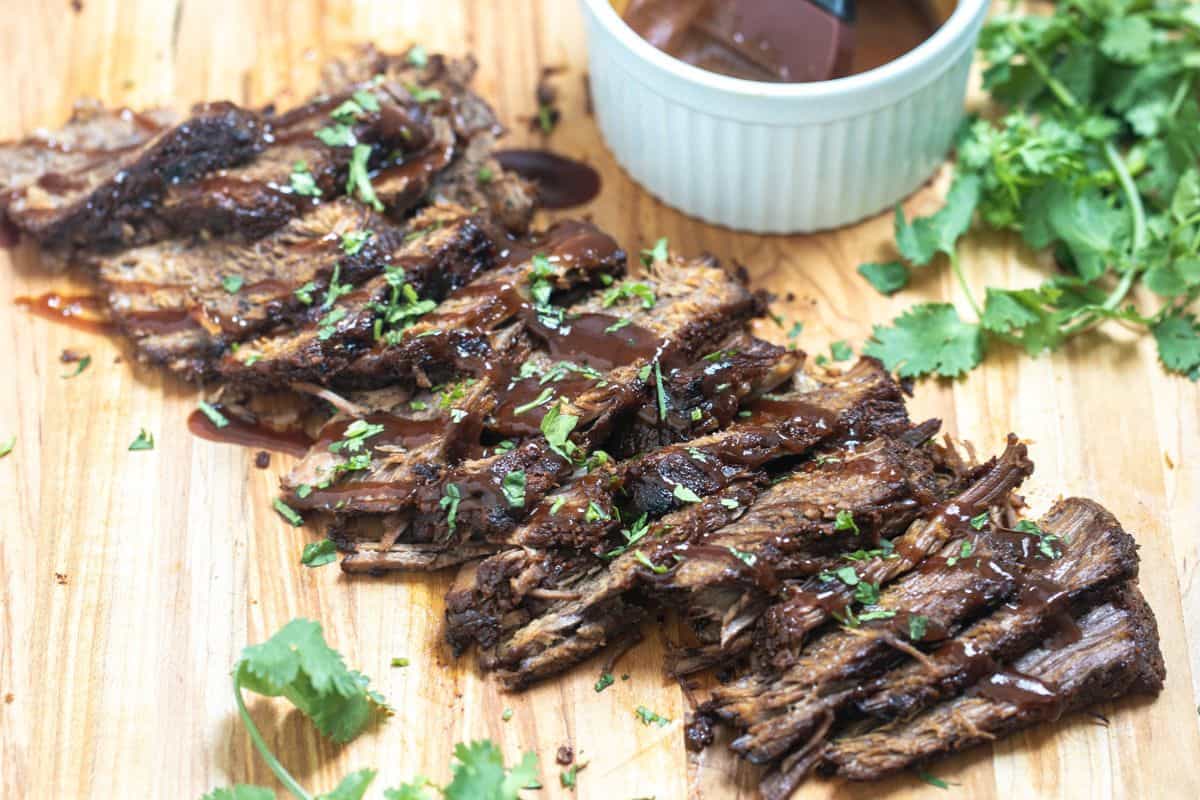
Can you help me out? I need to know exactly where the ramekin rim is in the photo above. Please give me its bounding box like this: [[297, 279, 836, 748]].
[[578, 0, 990, 100]]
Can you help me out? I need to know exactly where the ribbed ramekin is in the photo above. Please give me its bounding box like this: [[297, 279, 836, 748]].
[[578, 0, 990, 233]]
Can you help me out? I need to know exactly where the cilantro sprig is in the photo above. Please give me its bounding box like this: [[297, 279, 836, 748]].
[[862, 3, 1200, 381], [203, 619, 539, 800]]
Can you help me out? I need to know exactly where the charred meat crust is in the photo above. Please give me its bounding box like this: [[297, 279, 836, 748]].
[[0, 101, 264, 250], [815, 580, 1163, 783]]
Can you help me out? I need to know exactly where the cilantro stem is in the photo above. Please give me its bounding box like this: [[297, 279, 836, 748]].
[[233, 673, 313, 800], [1062, 142, 1146, 336], [1009, 21, 1079, 111], [949, 250, 982, 318]]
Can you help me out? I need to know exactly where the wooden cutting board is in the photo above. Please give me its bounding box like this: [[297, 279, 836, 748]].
[[1, 1, 1198, 798]]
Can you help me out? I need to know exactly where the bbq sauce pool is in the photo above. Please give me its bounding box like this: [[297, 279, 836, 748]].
[[614, 0, 953, 83]]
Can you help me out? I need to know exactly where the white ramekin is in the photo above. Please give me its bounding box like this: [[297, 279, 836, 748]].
[[578, 0, 991, 233]]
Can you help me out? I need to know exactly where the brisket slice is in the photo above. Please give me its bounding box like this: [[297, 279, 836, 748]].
[[338, 334, 797, 573], [810, 581, 1163, 786], [853, 497, 1140, 723], [471, 481, 763, 689], [316, 46, 500, 142], [751, 435, 1033, 668], [714, 530, 1028, 765], [439, 360, 909, 680], [654, 433, 955, 662], [0, 101, 263, 250], [223, 219, 623, 390], [511, 357, 909, 553], [150, 81, 437, 243], [303, 257, 766, 540], [98, 198, 404, 378], [467, 430, 949, 688]]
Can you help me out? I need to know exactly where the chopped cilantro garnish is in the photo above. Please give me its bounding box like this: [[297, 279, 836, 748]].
[[315, 123, 357, 147], [654, 360, 668, 420], [501, 707, 513, 722], [602, 282, 656, 310], [917, 770, 950, 790], [606, 513, 649, 558], [406, 83, 443, 103], [639, 237, 669, 267], [62, 354, 91, 378], [346, 143, 383, 211], [540, 402, 579, 461], [501, 470, 526, 508], [221, 274, 244, 294], [634, 705, 670, 727], [830, 340, 853, 362], [908, 614, 929, 641], [857, 609, 897, 622], [406, 44, 428, 67], [329, 419, 385, 454], [440, 484, 461, 532], [300, 539, 338, 567], [289, 160, 321, 197], [128, 428, 155, 451], [351, 89, 380, 113], [513, 387, 554, 415], [560, 762, 586, 790], [294, 281, 318, 306], [0, 436, 13, 458], [787, 321, 804, 340], [947, 539, 974, 567], [322, 263, 353, 309], [477, 165, 494, 184], [409, 400, 428, 411], [317, 307, 348, 341], [549, 497, 566, 516], [595, 672, 615, 692], [728, 547, 757, 567], [834, 509, 859, 534], [720, 498, 739, 510], [633, 550, 668, 575], [1016, 519, 1062, 559], [853, 580, 881, 606], [273, 498, 303, 527], [390, 657, 410, 668], [340, 229, 373, 255], [604, 317, 631, 334], [672, 484, 701, 504], [970, 511, 990, 530], [584, 501, 610, 523], [198, 402, 230, 429]]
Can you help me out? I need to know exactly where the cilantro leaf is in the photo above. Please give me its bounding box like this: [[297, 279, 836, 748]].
[[1153, 311, 1200, 378], [236, 618, 387, 745], [1100, 17, 1155, 65], [201, 787, 275, 800], [317, 769, 377, 800], [442, 741, 539, 800], [0, 436, 13, 458], [894, 173, 981, 266], [864, 303, 983, 378], [857, 261, 910, 295]]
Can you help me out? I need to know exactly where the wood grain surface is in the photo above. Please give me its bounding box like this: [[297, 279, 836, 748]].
[[1, 1, 1198, 798]]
